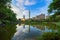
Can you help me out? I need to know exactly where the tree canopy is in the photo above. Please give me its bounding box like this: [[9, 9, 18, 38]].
[[47, 0, 60, 22], [0, 0, 17, 23], [48, 0, 60, 15]]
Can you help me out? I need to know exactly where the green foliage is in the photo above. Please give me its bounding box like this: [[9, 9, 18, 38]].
[[0, 0, 11, 8], [55, 22, 60, 26], [37, 32, 60, 40], [47, 0, 60, 22], [0, 0, 17, 23], [0, 0, 17, 40], [48, 0, 60, 13], [0, 24, 16, 40], [54, 11, 60, 15]]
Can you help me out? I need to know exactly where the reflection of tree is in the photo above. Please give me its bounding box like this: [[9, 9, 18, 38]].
[[32, 23, 59, 30], [46, 23, 58, 30], [0, 24, 16, 40], [18, 24, 21, 26], [33, 25, 45, 30]]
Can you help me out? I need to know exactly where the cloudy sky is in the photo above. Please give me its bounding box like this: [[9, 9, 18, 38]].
[[11, 0, 52, 19]]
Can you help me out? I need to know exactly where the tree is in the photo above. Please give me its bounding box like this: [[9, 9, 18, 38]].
[[48, 0, 60, 13], [0, 0, 17, 24], [48, 0, 60, 21]]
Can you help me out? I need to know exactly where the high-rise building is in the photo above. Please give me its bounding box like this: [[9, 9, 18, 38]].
[[32, 14, 45, 20]]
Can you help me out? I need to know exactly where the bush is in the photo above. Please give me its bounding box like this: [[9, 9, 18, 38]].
[[37, 32, 60, 40]]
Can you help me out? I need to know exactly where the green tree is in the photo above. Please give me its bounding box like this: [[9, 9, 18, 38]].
[[0, 0, 17, 24], [48, 0, 60, 13], [48, 0, 60, 21]]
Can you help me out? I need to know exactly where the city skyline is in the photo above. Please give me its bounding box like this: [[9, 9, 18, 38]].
[[11, 0, 52, 19]]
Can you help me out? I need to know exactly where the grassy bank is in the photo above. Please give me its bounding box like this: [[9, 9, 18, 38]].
[[35, 22, 60, 40], [0, 24, 16, 40], [36, 32, 60, 40], [55, 22, 60, 26]]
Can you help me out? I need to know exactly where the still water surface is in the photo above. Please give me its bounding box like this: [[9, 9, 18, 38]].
[[12, 24, 57, 40]]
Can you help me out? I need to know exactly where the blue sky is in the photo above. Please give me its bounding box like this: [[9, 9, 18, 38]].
[[11, 0, 52, 19]]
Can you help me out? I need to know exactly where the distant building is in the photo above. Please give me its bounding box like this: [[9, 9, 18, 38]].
[[32, 14, 45, 20], [21, 15, 25, 22], [46, 15, 49, 19]]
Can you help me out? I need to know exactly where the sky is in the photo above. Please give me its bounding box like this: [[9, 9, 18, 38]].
[[11, 0, 52, 19]]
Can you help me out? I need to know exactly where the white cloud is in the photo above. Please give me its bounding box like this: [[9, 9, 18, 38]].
[[17, 0, 24, 3], [15, 0, 36, 6], [11, 0, 52, 19], [24, 0, 36, 5], [11, 0, 36, 19], [11, 4, 24, 19], [23, 10, 29, 18], [11, 0, 25, 19], [11, 4, 29, 19]]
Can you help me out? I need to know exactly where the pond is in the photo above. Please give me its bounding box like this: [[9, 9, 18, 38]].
[[12, 23, 58, 40], [0, 23, 59, 40]]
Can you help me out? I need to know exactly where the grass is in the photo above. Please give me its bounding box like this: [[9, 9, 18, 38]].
[[55, 22, 60, 26], [36, 32, 60, 40]]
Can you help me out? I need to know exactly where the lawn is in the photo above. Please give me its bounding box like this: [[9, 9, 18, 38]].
[[55, 22, 60, 26]]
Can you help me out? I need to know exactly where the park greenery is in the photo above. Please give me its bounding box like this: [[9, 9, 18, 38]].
[[0, 24, 16, 40], [0, 0, 60, 40], [0, 0, 17, 40], [36, 0, 60, 40], [47, 0, 60, 22], [0, 0, 17, 25]]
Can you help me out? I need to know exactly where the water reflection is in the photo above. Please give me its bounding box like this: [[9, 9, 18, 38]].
[[32, 25, 58, 32], [12, 24, 41, 40], [0, 23, 59, 40], [12, 24, 58, 40]]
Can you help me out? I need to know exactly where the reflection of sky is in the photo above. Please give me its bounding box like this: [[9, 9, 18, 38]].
[[12, 24, 57, 40], [12, 24, 41, 40]]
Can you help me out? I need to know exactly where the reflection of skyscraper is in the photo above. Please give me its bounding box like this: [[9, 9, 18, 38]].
[[29, 24, 30, 32], [29, 10, 30, 32], [23, 24, 25, 28], [23, 15, 25, 19]]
